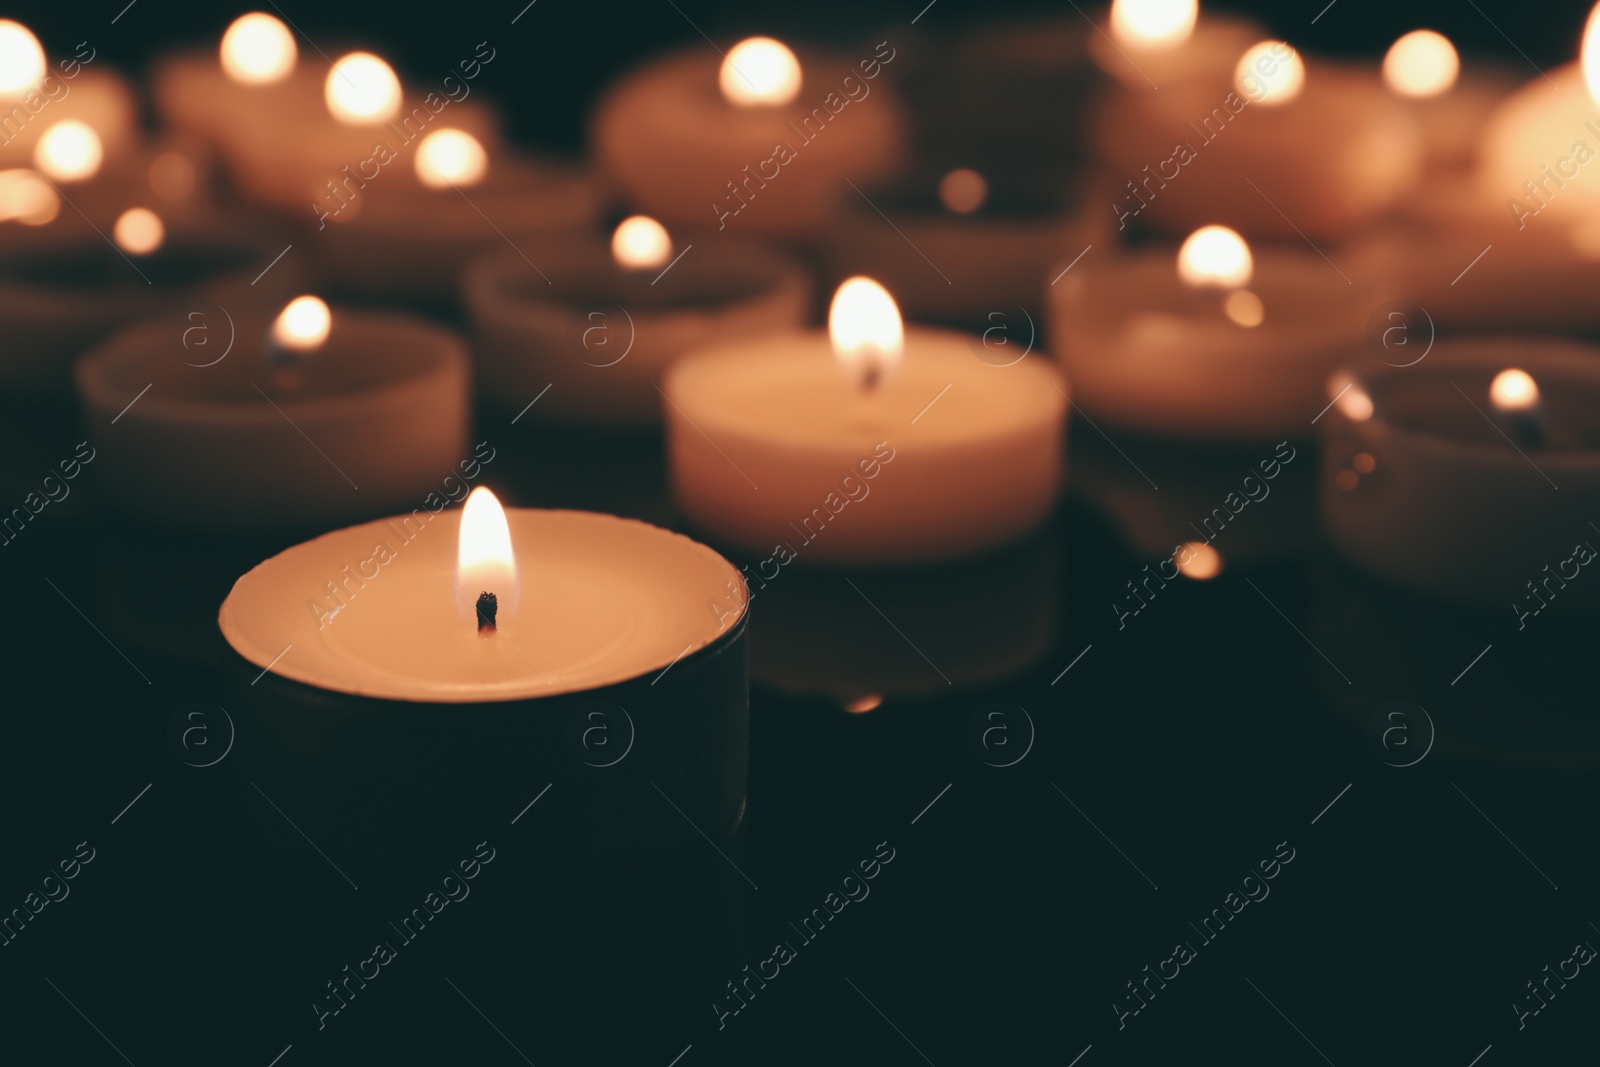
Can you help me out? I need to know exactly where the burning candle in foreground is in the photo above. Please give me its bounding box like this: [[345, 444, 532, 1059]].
[[663, 277, 1066, 564]]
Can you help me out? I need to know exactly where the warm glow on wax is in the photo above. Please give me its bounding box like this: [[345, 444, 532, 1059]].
[[113, 208, 165, 255], [0, 168, 58, 224]]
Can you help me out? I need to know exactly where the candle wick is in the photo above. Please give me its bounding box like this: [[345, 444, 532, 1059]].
[[475, 591, 498, 632], [860, 362, 881, 394]]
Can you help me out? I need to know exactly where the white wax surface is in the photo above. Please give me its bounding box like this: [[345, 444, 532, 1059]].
[[220, 509, 747, 701], [663, 329, 1066, 563], [1048, 249, 1376, 439]]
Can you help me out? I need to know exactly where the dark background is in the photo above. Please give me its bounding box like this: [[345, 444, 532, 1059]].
[[23, 0, 1598, 147], [4, 3, 1600, 1066]]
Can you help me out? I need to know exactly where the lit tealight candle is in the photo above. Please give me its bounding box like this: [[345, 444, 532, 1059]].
[[0, 19, 45, 96], [34, 120, 103, 181], [719, 36, 802, 106], [414, 128, 488, 189], [220, 12, 297, 85], [112, 207, 164, 255], [1320, 340, 1600, 606], [663, 278, 1067, 563], [325, 51, 402, 124], [1093, 37, 1422, 239], [1048, 228, 1375, 440], [465, 224, 809, 425], [76, 303, 470, 528], [593, 36, 907, 234], [219, 499, 749, 700]]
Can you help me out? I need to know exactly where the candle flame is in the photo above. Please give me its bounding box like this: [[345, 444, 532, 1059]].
[[1383, 29, 1459, 98], [1490, 368, 1539, 411], [220, 12, 297, 85], [0, 168, 58, 225], [113, 207, 165, 255], [325, 52, 401, 124], [1585, 3, 1600, 105], [34, 120, 102, 182], [1235, 41, 1304, 106], [720, 37, 802, 107], [1178, 225, 1252, 288], [0, 20, 44, 95], [272, 296, 331, 352], [829, 276, 904, 390], [611, 215, 672, 270], [458, 487, 518, 624], [1109, 0, 1198, 49], [1175, 541, 1222, 580], [414, 128, 488, 189], [938, 168, 988, 214]]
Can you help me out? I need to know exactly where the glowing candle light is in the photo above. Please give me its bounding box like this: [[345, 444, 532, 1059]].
[[829, 276, 904, 391], [1383, 30, 1459, 98], [610, 215, 672, 270], [457, 486, 518, 626], [220, 12, 297, 85], [272, 295, 332, 352], [0, 168, 58, 225], [413, 128, 488, 189], [1584, 2, 1600, 105], [325, 52, 401, 124], [1223, 289, 1265, 327], [1178, 225, 1252, 289], [719, 37, 801, 106], [113, 207, 165, 255], [938, 168, 988, 215], [1235, 40, 1304, 105], [1110, 0, 1199, 49], [0, 20, 45, 96], [34, 121, 103, 182], [1175, 541, 1222, 579], [1490, 368, 1539, 410], [1328, 373, 1375, 422]]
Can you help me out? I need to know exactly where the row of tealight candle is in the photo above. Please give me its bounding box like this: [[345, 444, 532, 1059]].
[[0, 3, 1593, 725]]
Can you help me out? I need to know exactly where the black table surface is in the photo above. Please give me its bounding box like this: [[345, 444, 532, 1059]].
[[1, 400, 1595, 1067]]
